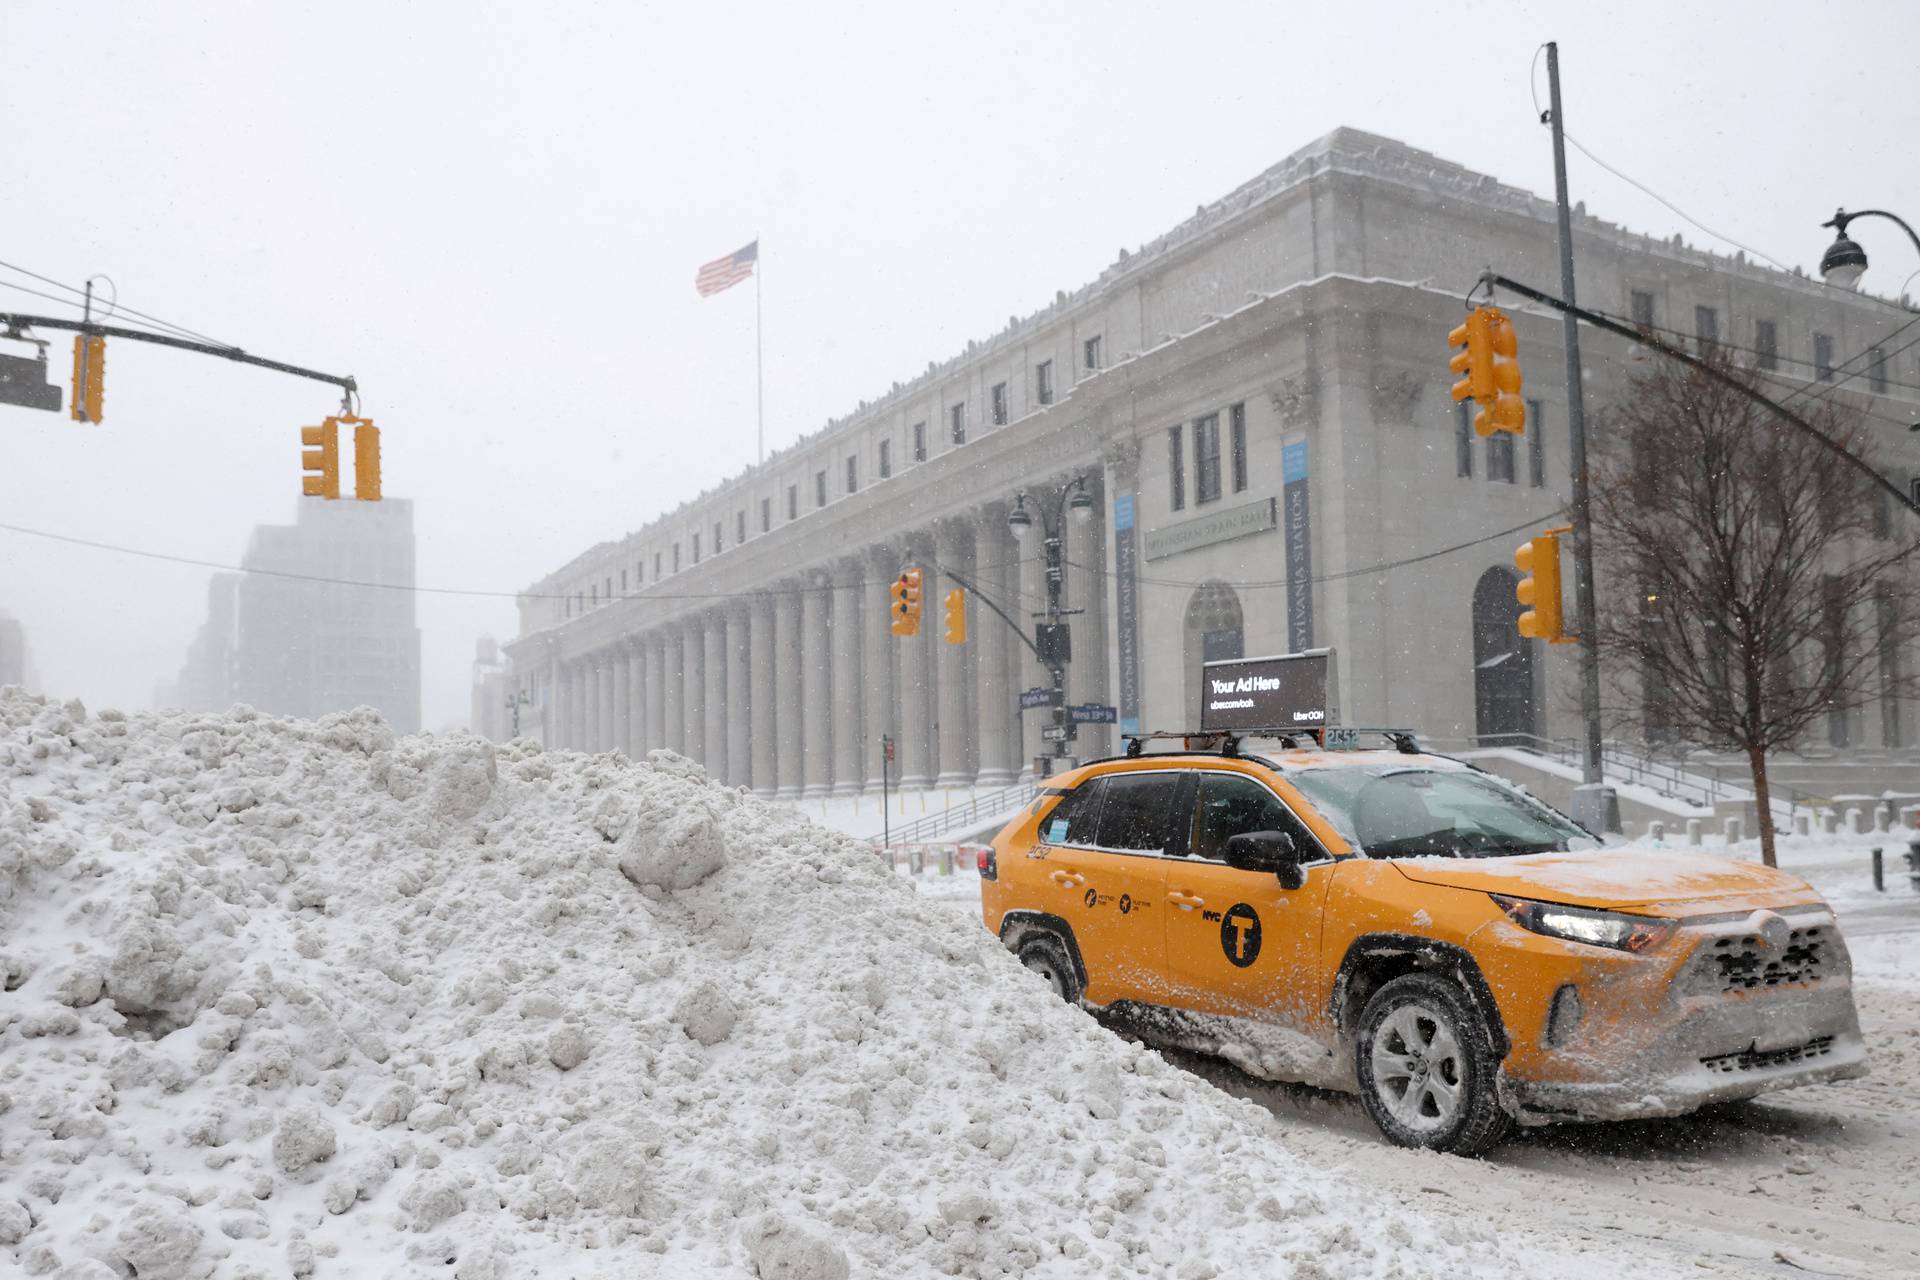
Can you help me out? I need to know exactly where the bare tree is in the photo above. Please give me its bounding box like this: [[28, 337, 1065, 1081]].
[[1588, 352, 1918, 867]]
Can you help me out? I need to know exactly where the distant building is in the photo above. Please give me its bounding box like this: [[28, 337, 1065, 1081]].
[[470, 634, 512, 740], [164, 498, 420, 733], [0, 612, 27, 689]]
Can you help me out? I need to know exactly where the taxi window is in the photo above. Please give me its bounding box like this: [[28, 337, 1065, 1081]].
[[1091, 772, 1181, 852], [1039, 781, 1105, 847], [1188, 773, 1320, 863]]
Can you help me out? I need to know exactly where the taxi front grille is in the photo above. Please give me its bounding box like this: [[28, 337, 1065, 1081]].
[[1700, 1035, 1835, 1075], [1697, 926, 1830, 993]]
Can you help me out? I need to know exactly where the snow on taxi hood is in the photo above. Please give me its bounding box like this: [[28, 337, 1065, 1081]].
[[1390, 848, 1820, 911], [0, 689, 1592, 1280]]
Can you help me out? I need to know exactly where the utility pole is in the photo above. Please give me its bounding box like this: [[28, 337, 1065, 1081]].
[[1544, 41, 1617, 832]]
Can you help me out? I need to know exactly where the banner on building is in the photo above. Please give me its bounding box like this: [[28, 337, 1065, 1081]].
[[1283, 442, 1313, 652], [1113, 492, 1142, 738]]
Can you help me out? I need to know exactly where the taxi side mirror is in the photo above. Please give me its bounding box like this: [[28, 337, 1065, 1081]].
[[1224, 830, 1307, 890]]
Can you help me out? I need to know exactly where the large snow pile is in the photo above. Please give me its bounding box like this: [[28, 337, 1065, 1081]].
[[1, 690, 1551, 1278]]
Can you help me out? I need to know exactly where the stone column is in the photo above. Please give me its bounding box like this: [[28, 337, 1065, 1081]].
[[1017, 512, 1048, 777], [569, 662, 588, 750], [586, 660, 605, 752], [645, 634, 667, 753], [1069, 475, 1112, 761], [774, 583, 805, 799], [703, 613, 728, 782], [801, 570, 833, 798], [974, 503, 1016, 785], [862, 546, 898, 792], [750, 594, 779, 797], [726, 603, 752, 789], [934, 520, 975, 788], [612, 646, 632, 756], [546, 643, 565, 748], [626, 641, 646, 757], [661, 629, 685, 755], [896, 535, 934, 789], [682, 622, 706, 765], [830, 562, 864, 795]]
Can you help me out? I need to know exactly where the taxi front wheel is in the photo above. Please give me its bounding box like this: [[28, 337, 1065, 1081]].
[[1016, 934, 1083, 1005], [1355, 974, 1511, 1157]]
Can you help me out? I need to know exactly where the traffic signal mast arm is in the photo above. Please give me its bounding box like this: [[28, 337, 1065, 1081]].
[[1474, 272, 1920, 519], [0, 311, 357, 400], [926, 564, 1046, 663]]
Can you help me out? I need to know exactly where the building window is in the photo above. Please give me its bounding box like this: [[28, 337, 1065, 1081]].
[[1193, 412, 1222, 504], [693, 533, 703, 564], [912, 421, 927, 461], [1873, 488, 1892, 541], [1527, 399, 1545, 488], [760, 497, 771, 533], [564, 597, 572, 618], [787, 484, 798, 520], [737, 510, 746, 544], [1755, 319, 1779, 371], [1694, 305, 1718, 353], [1815, 332, 1834, 381], [1455, 401, 1473, 478], [1487, 431, 1516, 484], [1870, 345, 1888, 393], [878, 438, 892, 479], [990, 381, 1008, 426], [949, 402, 966, 446], [654, 552, 662, 578], [604, 576, 612, 600], [1036, 359, 1054, 406], [814, 470, 827, 508], [1229, 402, 1247, 493], [845, 455, 858, 494], [590, 584, 597, 606], [636, 559, 643, 585], [1630, 290, 1655, 331], [713, 521, 723, 554], [621, 569, 628, 593], [1168, 424, 1185, 511], [672, 543, 681, 573], [1083, 334, 1102, 373]]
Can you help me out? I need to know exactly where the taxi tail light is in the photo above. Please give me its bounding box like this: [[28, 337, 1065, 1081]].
[[976, 845, 997, 880]]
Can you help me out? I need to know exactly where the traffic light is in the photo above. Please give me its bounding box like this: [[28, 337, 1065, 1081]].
[[301, 418, 341, 499], [352, 418, 382, 501], [942, 587, 967, 645], [1514, 529, 1571, 643], [1448, 308, 1493, 409], [890, 567, 924, 636], [1482, 309, 1526, 436], [69, 334, 105, 424]]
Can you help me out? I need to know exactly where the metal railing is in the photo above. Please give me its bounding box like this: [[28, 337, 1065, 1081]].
[[872, 778, 1039, 845]]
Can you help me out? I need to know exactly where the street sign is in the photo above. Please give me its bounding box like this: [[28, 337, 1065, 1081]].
[[1041, 724, 1078, 743], [1018, 686, 1059, 711], [1068, 703, 1117, 724], [882, 734, 895, 763]]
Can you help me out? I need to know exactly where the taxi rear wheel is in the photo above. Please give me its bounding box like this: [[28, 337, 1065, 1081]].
[[1355, 973, 1511, 1157], [1016, 934, 1083, 1005]]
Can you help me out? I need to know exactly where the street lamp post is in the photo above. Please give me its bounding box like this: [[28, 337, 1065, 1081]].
[[1819, 208, 1920, 291], [505, 687, 531, 738], [1008, 475, 1094, 777]]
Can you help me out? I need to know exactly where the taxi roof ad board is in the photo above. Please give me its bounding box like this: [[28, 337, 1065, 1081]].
[[1199, 649, 1338, 733]]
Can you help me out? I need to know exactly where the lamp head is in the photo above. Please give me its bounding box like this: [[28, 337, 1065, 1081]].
[[1007, 494, 1033, 541], [1067, 485, 1095, 525], [1820, 214, 1869, 290]]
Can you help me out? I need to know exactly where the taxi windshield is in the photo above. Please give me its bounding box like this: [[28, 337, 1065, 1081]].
[[1286, 765, 1596, 858]]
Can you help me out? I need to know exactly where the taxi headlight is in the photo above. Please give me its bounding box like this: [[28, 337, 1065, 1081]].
[[1492, 894, 1674, 954]]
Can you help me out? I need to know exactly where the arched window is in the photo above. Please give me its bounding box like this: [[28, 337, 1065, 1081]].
[[1184, 581, 1245, 721]]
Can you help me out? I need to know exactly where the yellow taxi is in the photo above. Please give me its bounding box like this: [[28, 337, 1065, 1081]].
[[978, 732, 1868, 1155]]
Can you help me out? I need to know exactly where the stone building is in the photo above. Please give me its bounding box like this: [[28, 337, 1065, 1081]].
[[500, 127, 1919, 793], [163, 497, 421, 733]]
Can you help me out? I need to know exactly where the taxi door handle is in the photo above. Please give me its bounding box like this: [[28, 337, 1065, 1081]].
[[1049, 870, 1086, 888], [1167, 889, 1205, 911]]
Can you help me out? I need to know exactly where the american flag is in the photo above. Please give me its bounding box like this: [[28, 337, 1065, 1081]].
[[694, 240, 758, 297]]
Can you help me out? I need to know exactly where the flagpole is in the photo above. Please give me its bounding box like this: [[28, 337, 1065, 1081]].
[[755, 234, 764, 466]]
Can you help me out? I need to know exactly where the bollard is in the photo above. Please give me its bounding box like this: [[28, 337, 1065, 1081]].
[[1846, 807, 1866, 835], [940, 846, 954, 876], [1794, 812, 1813, 838], [1874, 805, 1893, 834], [909, 845, 924, 875], [1723, 816, 1744, 846], [1648, 820, 1666, 843], [1820, 810, 1840, 835], [1686, 818, 1704, 847], [1873, 847, 1884, 892]]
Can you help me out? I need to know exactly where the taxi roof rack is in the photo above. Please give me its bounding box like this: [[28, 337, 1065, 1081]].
[[1120, 726, 1422, 758]]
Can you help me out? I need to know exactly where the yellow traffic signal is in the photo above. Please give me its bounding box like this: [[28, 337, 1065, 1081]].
[[942, 587, 967, 645], [1514, 528, 1571, 643], [301, 419, 341, 499], [1448, 308, 1493, 408], [352, 418, 382, 501], [890, 568, 924, 636], [1480, 309, 1526, 436], [69, 334, 105, 424]]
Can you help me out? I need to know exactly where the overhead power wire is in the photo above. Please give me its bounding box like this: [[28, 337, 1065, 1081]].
[[0, 258, 240, 351]]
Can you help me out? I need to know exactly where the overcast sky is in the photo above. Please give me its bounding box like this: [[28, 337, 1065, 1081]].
[[5, 1, 1917, 730]]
